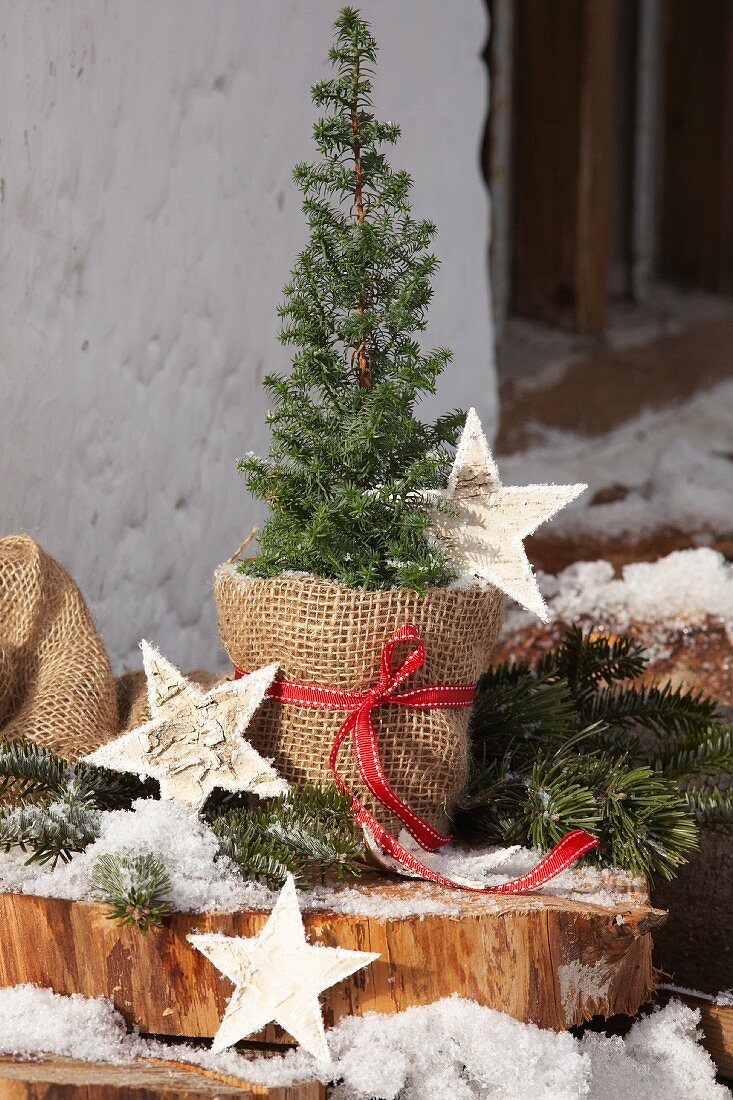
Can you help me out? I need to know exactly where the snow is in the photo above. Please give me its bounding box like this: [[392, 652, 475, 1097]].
[[500, 378, 733, 544], [505, 547, 733, 635], [0, 985, 148, 1064], [0, 799, 273, 912], [0, 986, 726, 1099], [0, 800, 638, 917]]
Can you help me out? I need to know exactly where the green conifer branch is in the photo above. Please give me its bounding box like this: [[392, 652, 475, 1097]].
[[91, 851, 173, 933], [0, 791, 100, 866], [686, 787, 733, 831], [0, 738, 152, 809], [210, 785, 364, 888], [578, 683, 720, 737], [460, 626, 730, 881], [212, 814, 299, 889], [553, 627, 648, 692], [651, 724, 733, 781]]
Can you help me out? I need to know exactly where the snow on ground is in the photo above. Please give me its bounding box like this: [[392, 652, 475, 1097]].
[[0, 799, 636, 917], [504, 547, 733, 636], [0, 985, 726, 1099], [500, 378, 733, 543]]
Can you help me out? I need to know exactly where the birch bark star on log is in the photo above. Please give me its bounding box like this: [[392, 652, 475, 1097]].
[[188, 875, 379, 1061]]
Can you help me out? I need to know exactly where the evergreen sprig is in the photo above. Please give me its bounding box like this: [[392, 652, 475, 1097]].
[[0, 739, 152, 867], [0, 788, 100, 866], [239, 7, 461, 590], [210, 785, 364, 888], [0, 738, 151, 808], [91, 851, 173, 933], [458, 627, 732, 880], [687, 787, 733, 830]]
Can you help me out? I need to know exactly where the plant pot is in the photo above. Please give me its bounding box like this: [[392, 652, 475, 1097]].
[[213, 565, 504, 836]]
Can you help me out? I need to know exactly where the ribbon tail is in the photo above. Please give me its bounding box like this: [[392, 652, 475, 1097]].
[[359, 805, 598, 895], [352, 704, 451, 851]]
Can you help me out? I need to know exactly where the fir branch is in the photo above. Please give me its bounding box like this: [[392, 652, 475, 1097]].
[[210, 785, 364, 888], [0, 791, 100, 866], [686, 787, 733, 831], [91, 851, 173, 933], [555, 627, 647, 694], [468, 668, 576, 765], [212, 813, 298, 889], [460, 626, 727, 881], [0, 738, 152, 809], [578, 683, 720, 737], [0, 739, 67, 800], [650, 724, 733, 781]]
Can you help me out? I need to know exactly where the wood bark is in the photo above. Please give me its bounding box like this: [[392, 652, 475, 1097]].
[[513, 0, 616, 333], [0, 1055, 323, 1099], [0, 873, 663, 1040]]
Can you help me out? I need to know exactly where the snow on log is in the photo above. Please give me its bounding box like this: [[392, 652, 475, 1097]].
[[658, 990, 733, 1081]]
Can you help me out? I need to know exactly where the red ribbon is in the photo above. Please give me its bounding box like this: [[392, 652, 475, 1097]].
[[235, 622, 597, 893]]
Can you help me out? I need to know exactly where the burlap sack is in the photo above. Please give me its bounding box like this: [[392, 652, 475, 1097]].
[[214, 565, 504, 835], [0, 535, 117, 759]]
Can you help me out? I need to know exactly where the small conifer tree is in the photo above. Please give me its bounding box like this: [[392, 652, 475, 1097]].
[[239, 7, 461, 590]]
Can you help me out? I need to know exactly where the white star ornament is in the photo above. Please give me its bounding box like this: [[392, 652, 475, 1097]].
[[430, 408, 586, 621], [85, 640, 287, 810], [188, 875, 379, 1060]]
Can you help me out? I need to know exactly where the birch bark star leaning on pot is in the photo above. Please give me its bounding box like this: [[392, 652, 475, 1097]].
[[214, 7, 589, 889]]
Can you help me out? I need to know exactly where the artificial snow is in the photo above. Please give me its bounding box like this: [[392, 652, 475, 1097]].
[[504, 547, 733, 635], [0, 799, 638, 917], [0, 986, 727, 1099], [501, 377, 733, 545], [0, 799, 272, 913]]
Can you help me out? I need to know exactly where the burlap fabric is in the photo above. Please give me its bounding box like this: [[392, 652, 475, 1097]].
[[0, 535, 117, 759], [214, 564, 504, 835]]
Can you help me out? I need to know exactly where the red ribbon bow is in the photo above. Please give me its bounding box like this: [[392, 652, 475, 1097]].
[[235, 622, 597, 894]]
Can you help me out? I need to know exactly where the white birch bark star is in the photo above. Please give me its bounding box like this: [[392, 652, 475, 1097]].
[[85, 641, 287, 811], [188, 874, 379, 1060], [430, 408, 586, 621]]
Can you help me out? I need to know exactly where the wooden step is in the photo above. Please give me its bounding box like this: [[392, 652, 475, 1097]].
[[0, 1054, 324, 1099]]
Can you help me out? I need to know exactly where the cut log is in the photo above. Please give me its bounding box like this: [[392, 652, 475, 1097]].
[[0, 873, 663, 1040], [0, 1055, 324, 1099]]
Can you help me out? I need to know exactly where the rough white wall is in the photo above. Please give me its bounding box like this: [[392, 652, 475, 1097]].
[[0, 0, 495, 672]]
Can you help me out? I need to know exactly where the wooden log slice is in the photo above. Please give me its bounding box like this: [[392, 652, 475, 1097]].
[[0, 873, 663, 1040], [0, 1055, 324, 1099]]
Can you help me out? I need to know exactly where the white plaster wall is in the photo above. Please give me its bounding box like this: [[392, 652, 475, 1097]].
[[0, 0, 496, 671]]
